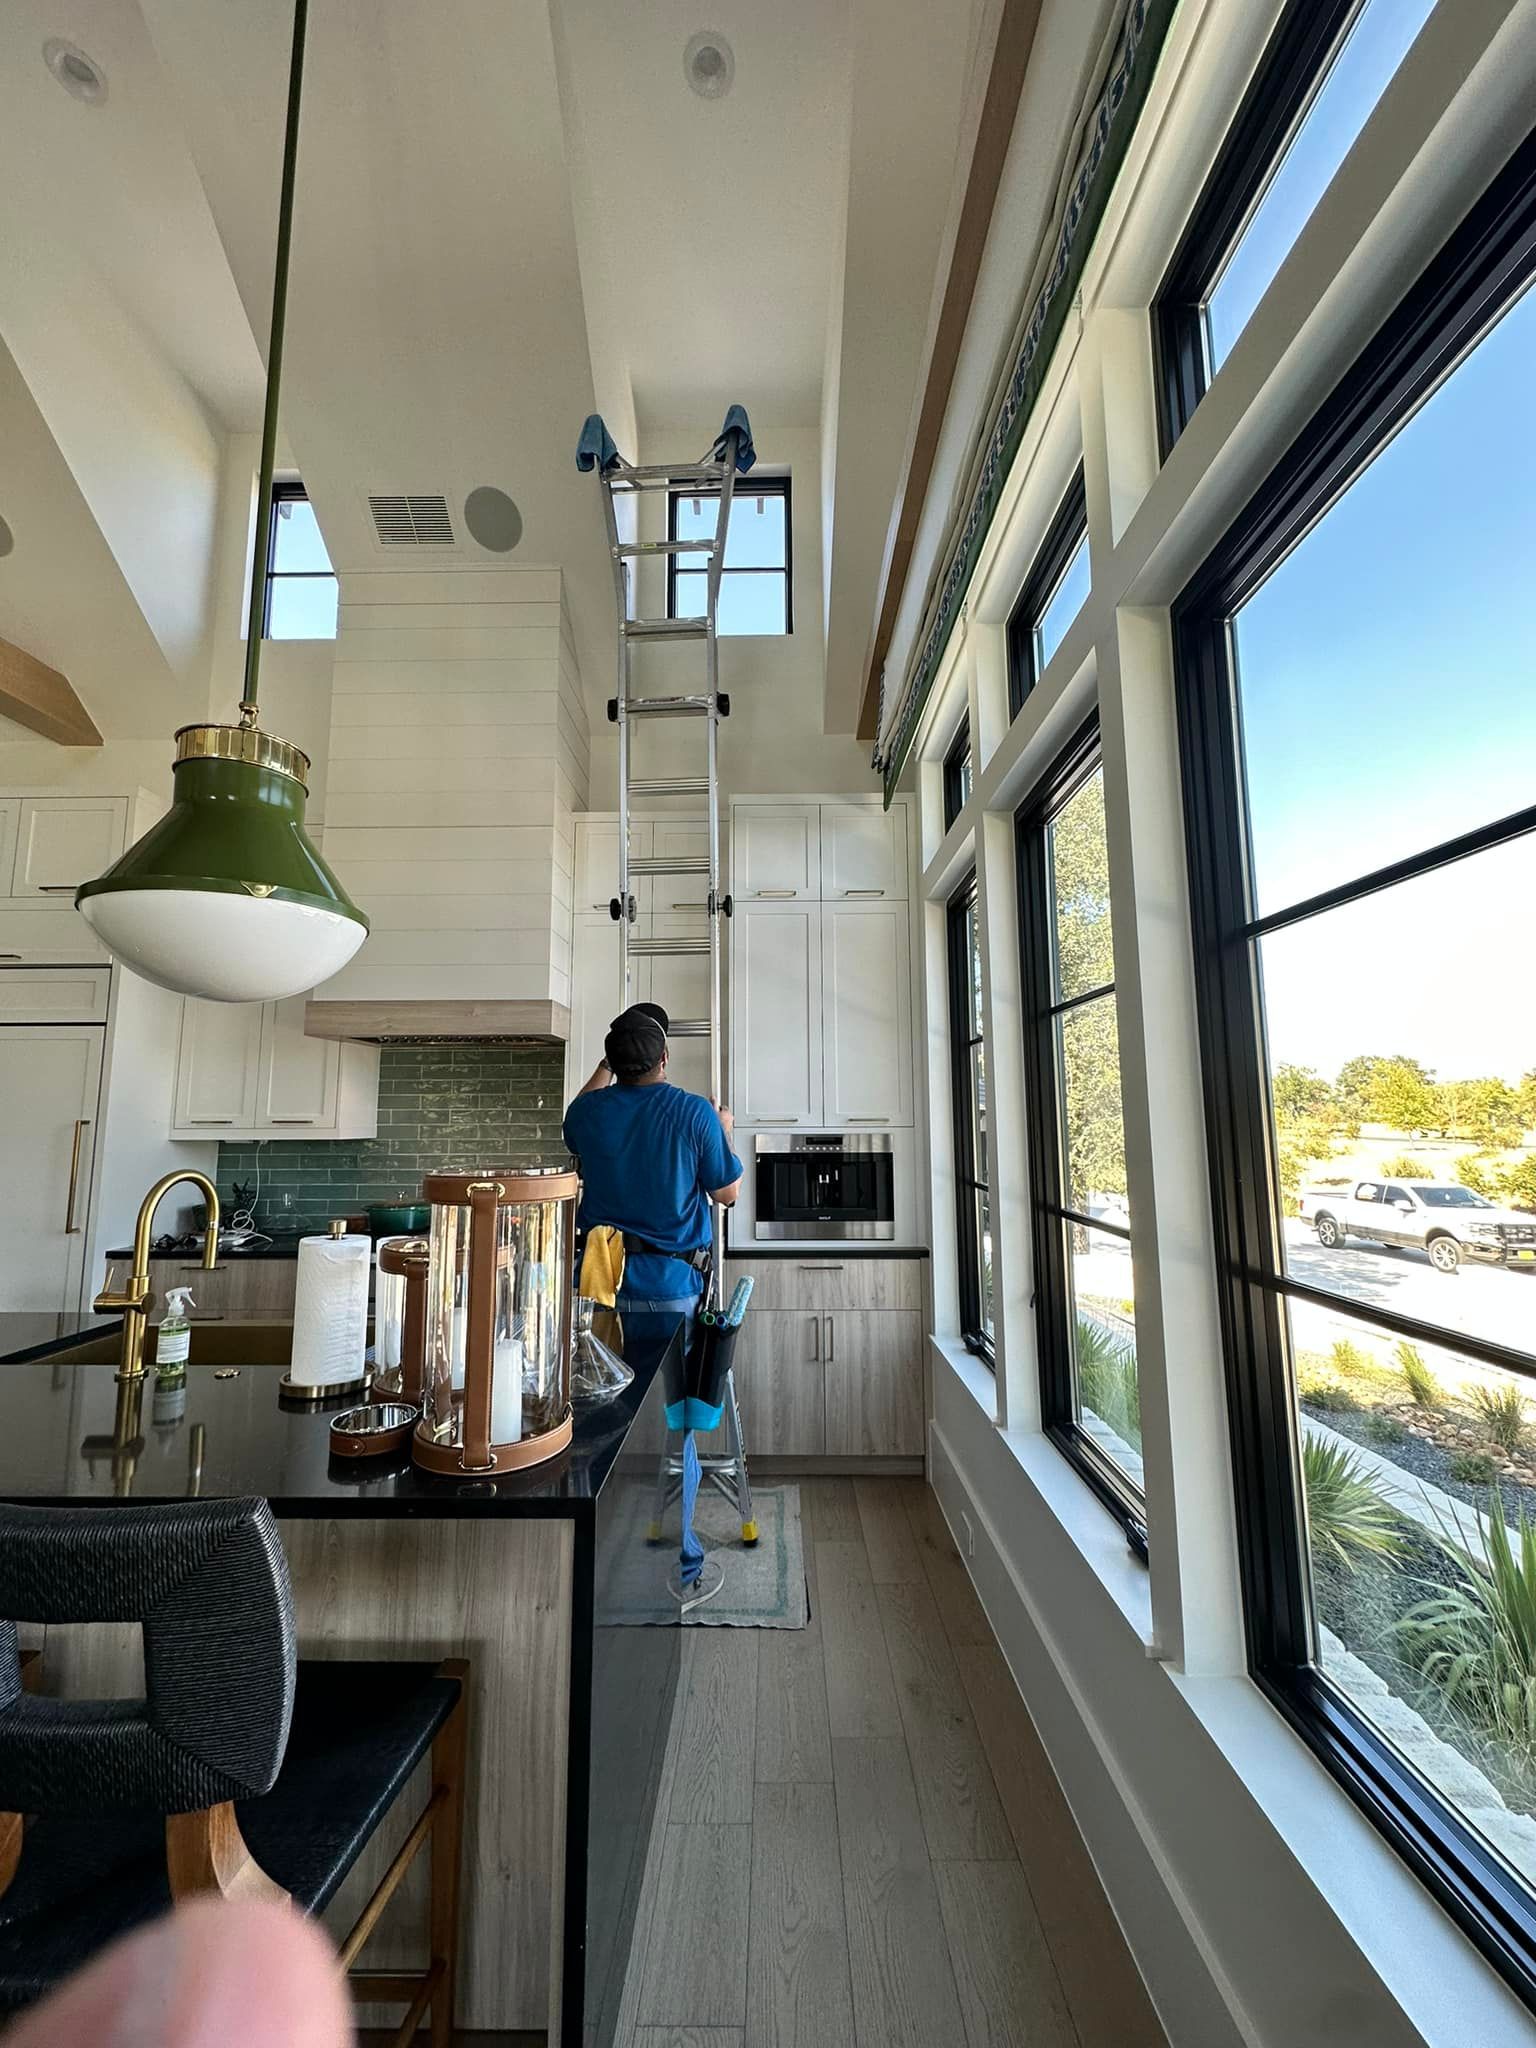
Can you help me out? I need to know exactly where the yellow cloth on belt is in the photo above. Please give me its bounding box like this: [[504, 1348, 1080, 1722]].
[[579, 1225, 626, 1307]]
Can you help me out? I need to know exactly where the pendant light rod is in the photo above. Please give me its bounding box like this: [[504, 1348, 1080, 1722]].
[[239, 0, 310, 728]]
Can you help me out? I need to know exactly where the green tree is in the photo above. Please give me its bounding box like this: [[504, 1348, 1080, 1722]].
[[1519, 1071, 1536, 1130], [1458, 1152, 1502, 1197], [1436, 1077, 1522, 1146], [1502, 1156, 1536, 1213], [1336, 1054, 1434, 1132], [1273, 1064, 1335, 1125], [1049, 772, 1125, 1204]]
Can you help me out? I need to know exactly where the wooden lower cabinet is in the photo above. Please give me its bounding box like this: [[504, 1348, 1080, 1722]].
[[731, 1308, 826, 1454], [99, 1256, 299, 1321], [825, 1309, 924, 1456]]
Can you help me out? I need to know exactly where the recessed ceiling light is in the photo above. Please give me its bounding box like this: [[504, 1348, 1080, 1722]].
[[684, 31, 734, 100], [43, 37, 108, 106]]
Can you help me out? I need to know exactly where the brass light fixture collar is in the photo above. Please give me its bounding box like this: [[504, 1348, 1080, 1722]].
[[174, 723, 311, 788]]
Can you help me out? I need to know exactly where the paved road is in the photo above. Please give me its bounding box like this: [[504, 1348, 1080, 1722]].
[[1283, 1219, 1536, 1359]]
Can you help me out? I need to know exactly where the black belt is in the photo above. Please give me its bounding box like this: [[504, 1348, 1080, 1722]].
[[621, 1233, 712, 1274]]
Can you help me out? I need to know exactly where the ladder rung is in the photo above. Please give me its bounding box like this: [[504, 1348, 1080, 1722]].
[[628, 857, 711, 876], [616, 539, 716, 557], [622, 617, 709, 640], [620, 694, 715, 717], [628, 937, 711, 957], [608, 461, 727, 486], [665, 1018, 711, 1037], [629, 776, 710, 797]]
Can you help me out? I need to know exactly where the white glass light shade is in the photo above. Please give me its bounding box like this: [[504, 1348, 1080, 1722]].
[[78, 888, 365, 1002]]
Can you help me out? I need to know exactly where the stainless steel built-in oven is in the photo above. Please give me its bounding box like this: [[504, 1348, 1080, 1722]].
[[754, 1132, 895, 1240]]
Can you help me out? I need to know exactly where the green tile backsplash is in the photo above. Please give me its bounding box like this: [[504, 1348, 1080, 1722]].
[[218, 1043, 571, 1235]]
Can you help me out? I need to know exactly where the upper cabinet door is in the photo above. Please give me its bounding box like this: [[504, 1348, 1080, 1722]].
[[649, 819, 715, 924], [820, 803, 907, 900], [821, 901, 913, 1126], [735, 806, 819, 900], [567, 913, 627, 1102], [0, 801, 19, 895], [10, 798, 128, 900], [734, 902, 822, 1125], [173, 999, 264, 1131], [259, 996, 341, 1129], [574, 817, 651, 914], [648, 913, 712, 1099]]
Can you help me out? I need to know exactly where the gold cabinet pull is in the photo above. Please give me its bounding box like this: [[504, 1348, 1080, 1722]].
[[64, 1117, 89, 1233]]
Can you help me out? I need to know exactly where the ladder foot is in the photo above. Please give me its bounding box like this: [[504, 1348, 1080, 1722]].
[[740, 1521, 759, 1546], [646, 1522, 665, 1543]]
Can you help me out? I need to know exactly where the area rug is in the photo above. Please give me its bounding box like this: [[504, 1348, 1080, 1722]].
[[597, 1481, 808, 1628]]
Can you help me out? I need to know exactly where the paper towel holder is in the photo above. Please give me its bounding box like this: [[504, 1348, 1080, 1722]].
[[278, 1217, 375, 1406]]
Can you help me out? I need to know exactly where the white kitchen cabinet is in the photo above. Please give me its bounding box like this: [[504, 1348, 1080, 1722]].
[[821, 901, 913, 1127], [568, 913, 623, 1095], [648, 913, 712, 1098], [821, 802, 907, 900], [9, 798, 128, 900], [0, 802, 18, 896], [735, 806, 819, 900], [0, 1025, 103, 1311], [172, 996, 377, 1140], [258, 996, 342, 1128], [733, 902, 821, 1126], [0, 967, 110, 1024], [574, 817, 636, 913], [173, 1000, 265, 1131]]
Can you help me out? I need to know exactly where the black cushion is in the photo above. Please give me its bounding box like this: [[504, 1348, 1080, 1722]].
[[0, 1659, 460, 2013]]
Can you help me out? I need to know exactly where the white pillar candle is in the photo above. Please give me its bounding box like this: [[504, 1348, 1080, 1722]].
[[491, 1336, 524, 1443]]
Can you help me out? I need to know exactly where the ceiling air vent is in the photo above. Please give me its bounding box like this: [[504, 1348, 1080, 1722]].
[[368, 494, 456, 546]]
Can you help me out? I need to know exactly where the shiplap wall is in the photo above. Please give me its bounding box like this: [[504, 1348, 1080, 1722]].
[[314, 567, 589, 1005]]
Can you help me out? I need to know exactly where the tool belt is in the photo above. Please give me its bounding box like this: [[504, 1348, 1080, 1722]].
[[621, 1233, 712, 1275]]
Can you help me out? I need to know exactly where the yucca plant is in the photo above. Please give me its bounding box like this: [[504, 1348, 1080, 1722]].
[[1074, 1315, 1141, 1451], [1301, 1435, 1404, 1571], [1467, 1380, 1529, 1453], [1396, 1340, 1442, 1408], [1394, 1497, 1536, 1779]]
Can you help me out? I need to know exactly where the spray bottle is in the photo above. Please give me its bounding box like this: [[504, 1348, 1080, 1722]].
[[154, 1286, 195, 1386]]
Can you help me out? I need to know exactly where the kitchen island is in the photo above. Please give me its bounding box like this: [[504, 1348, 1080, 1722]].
[[0, 1313, 684, 2045]]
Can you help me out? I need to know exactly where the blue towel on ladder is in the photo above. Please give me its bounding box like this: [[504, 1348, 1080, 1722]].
[[679, 1431, 704, 1590], [575, 413, 625, 473], [711, 404, 756, 473]]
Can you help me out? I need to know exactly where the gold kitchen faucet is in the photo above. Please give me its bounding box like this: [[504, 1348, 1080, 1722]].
[[94, 1172, 221, 1382]]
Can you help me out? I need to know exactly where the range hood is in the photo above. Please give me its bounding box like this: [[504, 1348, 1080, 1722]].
[[302, 562, 588, 1045]]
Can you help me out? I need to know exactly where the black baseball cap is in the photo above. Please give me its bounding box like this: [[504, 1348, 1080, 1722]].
[[605, 1004, 668, 1080]]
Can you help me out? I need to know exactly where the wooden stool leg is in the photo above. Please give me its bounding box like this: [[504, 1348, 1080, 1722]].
[[428, 1660, 470, 2048]]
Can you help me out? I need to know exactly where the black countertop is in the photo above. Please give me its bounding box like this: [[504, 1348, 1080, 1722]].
[[103, 1233, 310, 1262], [0, 1318, 678, 1518], [0, 1312, 125, 1365], [724, 1243, 930, 1259]]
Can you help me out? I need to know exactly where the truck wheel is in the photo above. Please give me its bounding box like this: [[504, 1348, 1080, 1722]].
[[1315, 1216, 1342, 1249], [1428, 1236, 1461, 1274]]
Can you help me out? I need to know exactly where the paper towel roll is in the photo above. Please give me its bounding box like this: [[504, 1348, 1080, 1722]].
[[289, 1231, 371, 1386]]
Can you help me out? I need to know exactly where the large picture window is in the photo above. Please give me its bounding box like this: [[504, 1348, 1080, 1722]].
[[947, 874, 993, 1360], [1155, 0, 1436, 451], [1177, 136, 1536, 2002], [1017, 722, 1142, 1525]]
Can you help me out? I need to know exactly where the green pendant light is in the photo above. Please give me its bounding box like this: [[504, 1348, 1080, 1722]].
[[76, 0, 367, 1003]]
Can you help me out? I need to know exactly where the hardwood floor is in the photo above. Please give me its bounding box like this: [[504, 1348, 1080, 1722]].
[[621, 1477, 1168, 2048]]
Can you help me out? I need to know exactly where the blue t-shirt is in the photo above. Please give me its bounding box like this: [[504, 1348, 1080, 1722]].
[[563, 1083, 743, 1300]]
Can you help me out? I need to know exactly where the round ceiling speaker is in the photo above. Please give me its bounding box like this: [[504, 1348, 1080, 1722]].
[[0, 515, 13, 560], [463, 486, 523, 553], [684, 31, 734, 100], [43, 38, 108, 106]]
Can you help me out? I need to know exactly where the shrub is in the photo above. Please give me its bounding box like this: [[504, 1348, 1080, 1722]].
[[1502, 1155, 1536, 1214], [1302, 1436, 1404, 1571], [1379, 1154, 1433, 1179], [1396, 1341, 1442, 1408], [1449, 1451, 1500, 1485], [1362, 1411, 1408, 1446], [1074, 1315, 1141, 1451], [1330, 1337, 1371, 1377], [1395, 1497, 1536, 1781], [1457, 1153, 1501, 1197], [1467, 1380, 1529, 1453]]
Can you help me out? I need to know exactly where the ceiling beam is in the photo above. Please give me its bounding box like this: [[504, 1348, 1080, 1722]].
[[0, 637, 102, 747], [857, 0, 1045, 743]]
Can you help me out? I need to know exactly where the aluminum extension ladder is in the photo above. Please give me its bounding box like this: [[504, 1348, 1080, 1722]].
[[585, 417, 756, 1549]]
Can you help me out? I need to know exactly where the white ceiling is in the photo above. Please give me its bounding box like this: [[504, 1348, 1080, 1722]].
[[0, 0, 991, 745]]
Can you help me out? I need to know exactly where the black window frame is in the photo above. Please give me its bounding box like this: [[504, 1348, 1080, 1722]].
[[942, 715, 972, 831], [666, 474, 793, 635], [946, 871, 993, 1365], [1153, 0, 1365, 456], [1174, 129, 1536, 2008], [1006, 467, 1088, 718], [1016, 715, 1145, 1538], [261, 479, 337, 639]]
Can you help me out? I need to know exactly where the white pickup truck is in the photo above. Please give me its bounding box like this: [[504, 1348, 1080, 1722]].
[[1298, 1179, 1536, 1274]]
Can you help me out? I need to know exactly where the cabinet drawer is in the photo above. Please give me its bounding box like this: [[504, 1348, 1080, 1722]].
[[724, 1256, 923, 1312], [0, 967, 109, 1023], [0, 908, 108, 965], [10, 798, 128, 899]]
